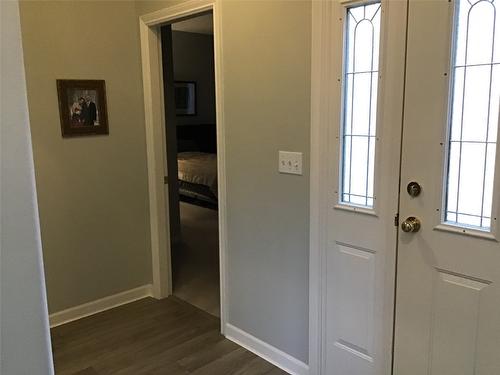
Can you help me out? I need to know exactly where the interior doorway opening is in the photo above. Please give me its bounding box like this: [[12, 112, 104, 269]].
[[161, 12, 221, 317]]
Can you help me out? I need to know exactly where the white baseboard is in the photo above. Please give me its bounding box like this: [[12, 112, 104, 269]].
[[225, 323, 309, 375], [49, 284, 153, 328]]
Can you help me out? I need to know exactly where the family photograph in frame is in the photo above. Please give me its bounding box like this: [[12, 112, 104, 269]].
[[56, 79, 109, 137]]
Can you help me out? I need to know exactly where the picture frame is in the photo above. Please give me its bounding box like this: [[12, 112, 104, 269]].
[[174, 81, 196, 116], [56, 79, 109, 137]]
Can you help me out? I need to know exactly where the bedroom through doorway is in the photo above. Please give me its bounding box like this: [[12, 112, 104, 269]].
[[161, 12, 220, 317]]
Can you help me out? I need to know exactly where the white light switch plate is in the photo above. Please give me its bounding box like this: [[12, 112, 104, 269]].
[[279, 151, 303, 175]]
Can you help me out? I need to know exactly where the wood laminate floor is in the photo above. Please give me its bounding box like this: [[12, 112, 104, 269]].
[[51, 297, 287, 375]]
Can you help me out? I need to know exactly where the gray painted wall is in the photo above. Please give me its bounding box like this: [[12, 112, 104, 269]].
[[172, 30, 216, 126], [18, 0, 152, 314], [221, 2, 311, 362], [0, 1, 54, 373], [136, 0, 311, 363]]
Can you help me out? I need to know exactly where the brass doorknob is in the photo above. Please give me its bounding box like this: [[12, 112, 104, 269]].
[[401, 216, 421, 233]]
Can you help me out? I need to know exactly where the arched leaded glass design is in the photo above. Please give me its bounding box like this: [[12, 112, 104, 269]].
[[341, 2, 381, 208], [445, 0, 500, 230]]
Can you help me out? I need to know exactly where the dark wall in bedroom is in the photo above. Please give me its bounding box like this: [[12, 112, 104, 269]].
[[172, 30, 216, 126]]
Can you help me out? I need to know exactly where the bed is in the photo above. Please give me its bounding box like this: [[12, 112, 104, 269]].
[[176, 124, 218, 209], [177, 152, 218, 207]]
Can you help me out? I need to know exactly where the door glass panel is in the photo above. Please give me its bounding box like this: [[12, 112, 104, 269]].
[[341, 2, 381, 208], [445, 0, 499, 230]]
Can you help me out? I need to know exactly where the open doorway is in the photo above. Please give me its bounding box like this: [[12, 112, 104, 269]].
[[161, 12, 220, 317]]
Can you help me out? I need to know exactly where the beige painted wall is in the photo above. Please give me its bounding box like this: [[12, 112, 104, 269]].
[[137, 0, 311, 363], [19, 0, 152, 314]]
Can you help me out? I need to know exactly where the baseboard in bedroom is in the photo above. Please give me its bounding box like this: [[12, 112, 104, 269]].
[[224, 323, 309, 375], [49, 284, 154, 328]]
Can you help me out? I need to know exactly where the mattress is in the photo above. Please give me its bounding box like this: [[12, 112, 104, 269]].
[[177, 152, 218, 197]]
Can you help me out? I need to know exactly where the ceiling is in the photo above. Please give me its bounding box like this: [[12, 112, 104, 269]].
[[172, 13, 213, 35]]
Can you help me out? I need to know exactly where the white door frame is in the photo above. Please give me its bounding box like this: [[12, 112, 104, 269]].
[[309, 1, 331, 373], [139, 0, 228, 331]]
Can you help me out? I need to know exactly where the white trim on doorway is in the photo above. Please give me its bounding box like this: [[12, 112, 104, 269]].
[[309, 2, 333, 374], [139, 0, 228, 332]]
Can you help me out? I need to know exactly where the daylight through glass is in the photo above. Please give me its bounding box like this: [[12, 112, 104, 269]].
[[445, 0, 500, 230], [341, 2, 381, 208]]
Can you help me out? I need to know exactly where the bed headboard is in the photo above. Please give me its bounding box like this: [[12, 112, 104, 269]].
[[176, 124, 217, 153]]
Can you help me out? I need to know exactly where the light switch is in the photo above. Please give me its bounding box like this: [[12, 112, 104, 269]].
[[279, 151, 303, 175]]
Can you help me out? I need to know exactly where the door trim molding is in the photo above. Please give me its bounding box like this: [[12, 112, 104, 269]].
[[139, 0, 228, 332], [309, 1, 332, 374]]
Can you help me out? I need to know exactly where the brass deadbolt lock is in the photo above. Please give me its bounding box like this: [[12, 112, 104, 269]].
[[407, 181, 422, 197]]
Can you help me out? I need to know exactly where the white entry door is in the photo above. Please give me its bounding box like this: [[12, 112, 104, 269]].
[[394, 0, 500, 374], [322, 1, 407, 374]]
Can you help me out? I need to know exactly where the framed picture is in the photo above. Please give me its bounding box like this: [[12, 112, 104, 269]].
[[174, 81, 196, 116], [56, 79, 109, 137]]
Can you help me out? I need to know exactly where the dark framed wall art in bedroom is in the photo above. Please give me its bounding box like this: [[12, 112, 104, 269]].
[[174, 81, 196, 116]]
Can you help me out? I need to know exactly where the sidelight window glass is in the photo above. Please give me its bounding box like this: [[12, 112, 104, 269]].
[[445, 0, 499, 230], [340, 2, 381, 208]]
